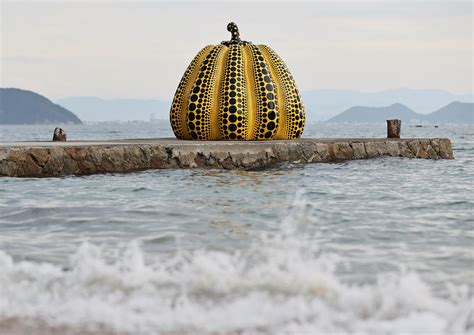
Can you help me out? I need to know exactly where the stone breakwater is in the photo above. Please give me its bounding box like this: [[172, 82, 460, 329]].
[[0, 138, 453, 177]]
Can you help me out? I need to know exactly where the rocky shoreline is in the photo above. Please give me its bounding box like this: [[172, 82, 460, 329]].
[[0, 138, 453, 177]]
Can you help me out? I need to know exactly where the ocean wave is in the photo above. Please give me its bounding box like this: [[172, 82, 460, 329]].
[[0, 194, 472, 335]]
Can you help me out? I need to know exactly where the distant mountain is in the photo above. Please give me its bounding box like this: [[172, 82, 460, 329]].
[[425, 102, 473, 124], [54, 88, 473, 123], [301, 88, 473, 122], [327, 103, 422, 123], [0, 88, 82, 125], [56, 96, 170, 122], [327, 101, 474, 124]]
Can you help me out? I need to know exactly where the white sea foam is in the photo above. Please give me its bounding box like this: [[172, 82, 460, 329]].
[[0, 195, 472, 334]]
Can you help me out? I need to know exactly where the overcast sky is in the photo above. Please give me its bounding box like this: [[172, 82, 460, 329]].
[[1, 1, 472, 100]]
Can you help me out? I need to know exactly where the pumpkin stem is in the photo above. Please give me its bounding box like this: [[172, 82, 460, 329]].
[[221, 22, 249, 46], [227, 22, 241, 43]]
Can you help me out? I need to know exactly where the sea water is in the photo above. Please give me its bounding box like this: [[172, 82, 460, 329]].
[[0, 123, 472, 334]]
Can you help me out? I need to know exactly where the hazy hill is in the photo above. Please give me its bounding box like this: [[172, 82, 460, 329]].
[[0, 88, 82, 125], [425, 101, 473, 124], [327, 103, 422, 123], [302, 88, 473, 122], [327, 101, 474, 124], [56, 96, 170, 122], [54, 89, 473, 123]]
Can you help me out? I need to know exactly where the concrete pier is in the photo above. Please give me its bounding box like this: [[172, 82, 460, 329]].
[[0, 138, 453, 177]]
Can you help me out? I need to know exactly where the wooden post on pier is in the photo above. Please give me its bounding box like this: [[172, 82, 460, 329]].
[[52, 127, 67, 142], [387, 119, 401, 138]]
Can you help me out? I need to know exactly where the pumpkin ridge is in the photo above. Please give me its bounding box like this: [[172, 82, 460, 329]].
[[258, 44, 288, 140], [258, 45, 306, 139], [211, 46, 228, 140], [220, 44, 248, 140], [170, 45, 213, 139], [247, 44, 280, 140], [187, 45, 224, 140], [242, 45, 257, 140]]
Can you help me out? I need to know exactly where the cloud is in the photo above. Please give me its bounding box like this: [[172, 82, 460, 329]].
[[1, 1, 472, 99], [1, 56, 50, 64]]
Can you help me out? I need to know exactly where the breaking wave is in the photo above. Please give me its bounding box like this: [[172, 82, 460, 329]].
[[0, 195, 472, 335]]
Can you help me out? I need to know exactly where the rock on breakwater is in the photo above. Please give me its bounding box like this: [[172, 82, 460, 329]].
[[0, 138, 453, 177]]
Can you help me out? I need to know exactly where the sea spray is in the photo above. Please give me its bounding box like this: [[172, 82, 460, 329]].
[[0, 191, 472, 334]]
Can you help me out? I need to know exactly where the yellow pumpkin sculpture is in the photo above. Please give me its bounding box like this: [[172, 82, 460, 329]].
[[170, 22, 306, 140]]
